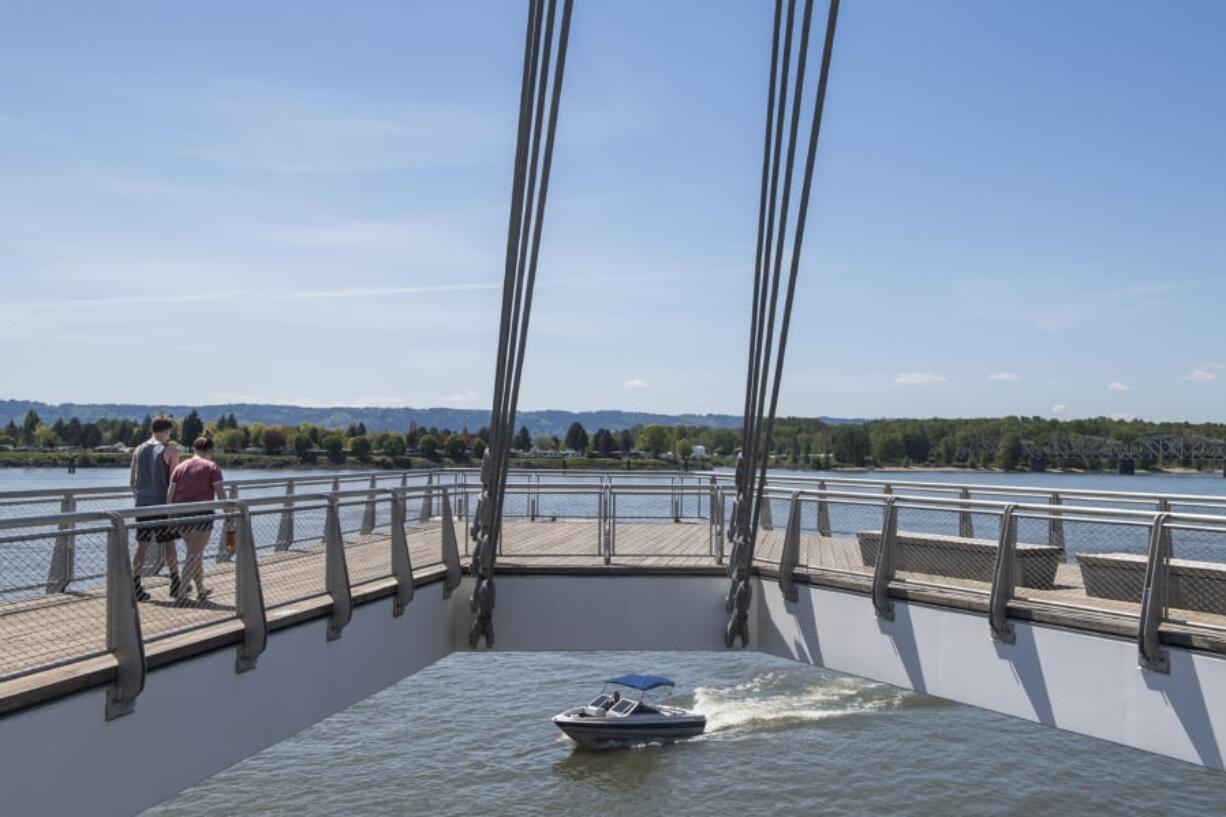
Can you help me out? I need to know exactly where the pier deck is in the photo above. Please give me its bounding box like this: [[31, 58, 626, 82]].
[[4, 517, 1226, 715]]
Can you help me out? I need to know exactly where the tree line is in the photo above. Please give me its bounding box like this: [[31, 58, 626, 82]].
[[5, 409, 1223, 470]]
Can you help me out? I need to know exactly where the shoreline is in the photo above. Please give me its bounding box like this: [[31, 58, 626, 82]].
[[1, 451, 1220, 478]]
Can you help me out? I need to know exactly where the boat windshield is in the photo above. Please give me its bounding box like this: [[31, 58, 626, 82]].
[[609, 698, 638, 717], [588, 695, 612, 709]]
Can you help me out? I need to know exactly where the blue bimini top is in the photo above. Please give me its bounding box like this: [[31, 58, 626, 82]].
[[606, 674, 675, 691]]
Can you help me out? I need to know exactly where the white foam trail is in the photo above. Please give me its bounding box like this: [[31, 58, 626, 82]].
[[692, 674, 907, 737]]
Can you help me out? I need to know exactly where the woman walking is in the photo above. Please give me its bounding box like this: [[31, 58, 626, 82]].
[[166, 436, 226, 604]]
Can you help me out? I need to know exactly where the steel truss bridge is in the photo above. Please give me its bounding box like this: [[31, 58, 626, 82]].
[[955, 434, 1226, 469]]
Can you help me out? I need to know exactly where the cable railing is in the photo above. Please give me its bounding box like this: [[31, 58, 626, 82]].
[[1, 470, 1225, 718]]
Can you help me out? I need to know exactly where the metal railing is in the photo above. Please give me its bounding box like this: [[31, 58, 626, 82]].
[[2, 469, 1225, 720]]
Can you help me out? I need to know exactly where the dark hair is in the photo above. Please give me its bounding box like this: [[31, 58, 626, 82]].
[[193, 436, 214, 453], [151, 416, 174, 434]]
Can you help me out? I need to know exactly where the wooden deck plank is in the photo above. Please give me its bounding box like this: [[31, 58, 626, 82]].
[[5, 517, 1226, 705]]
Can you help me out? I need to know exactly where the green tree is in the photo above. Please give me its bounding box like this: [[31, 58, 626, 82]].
[[21, 409, 41, 444], [473, 439, 487, 459], [80, 423, 103, 449], [34, 426, 60, 448], [418, 433, 440, 460], [294, 433, 314, 462], [675, 438, 694, 466], [638, 425, 671, 457], [533, 435, 556, 451], [514, 426, 532, 452], [350, 436, 373, 461], [181, 410, 204, 445], [996, 432, 1023, 471], [618, 429, 635, 454], [383, 436, 407, 459], [564, 422, 589, 453], [263, 427, 288, 454], [832, 425, 870, 466], [321, 432, 347, 464], [870, 430, 905, 465], [592, 428, 616, 456], [445, 434, 467, 459], [216, 429, 244, 453]]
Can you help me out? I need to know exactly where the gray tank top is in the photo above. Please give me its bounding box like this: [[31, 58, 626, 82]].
[[134, 441, 171, 506]]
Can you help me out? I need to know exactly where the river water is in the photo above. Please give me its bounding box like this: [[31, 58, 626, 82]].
[[6, 467, 1226, 815]]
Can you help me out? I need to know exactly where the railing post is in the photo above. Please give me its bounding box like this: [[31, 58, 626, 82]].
[[275, 480, 295, 551], [671, 477, 680, 523], [360, 475, 378, 535], [779, 492, 802, 602], [232, 501, 267, 672], [530, 473, 538, 521], [104, 513, 145, 720], [323, 497, 352, 641], [958, 487, 974, 538], [46, 492, 77, 593], [872, 498, 898, 620], [420, 473, 434, 522], [610, 492, 618, 557], [715, 489, 725, 565], [817, 480, 831, 537], [602, 486, 613, 564], [331, 476, 340, 493], [1048, 492, 1065, 551], [989, 504, 1018, 643], [390, 491, 414, 615], [440, 488, 462, 598], [1138, 512, 1172, 674], [760, 493, 774, 531]]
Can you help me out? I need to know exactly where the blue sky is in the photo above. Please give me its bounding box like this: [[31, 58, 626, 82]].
[[1, 1, 1223, 421]]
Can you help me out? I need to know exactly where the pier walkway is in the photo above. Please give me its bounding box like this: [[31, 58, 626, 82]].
[[2, 469, 1226, 817]]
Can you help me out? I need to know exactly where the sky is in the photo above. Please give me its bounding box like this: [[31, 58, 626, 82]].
[[1, 1, 1223, 422]]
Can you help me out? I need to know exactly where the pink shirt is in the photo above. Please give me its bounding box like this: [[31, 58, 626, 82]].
[[170, 457, 224, 504]]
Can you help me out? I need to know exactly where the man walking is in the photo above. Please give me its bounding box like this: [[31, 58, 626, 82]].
[[129, 416, 181, 601]]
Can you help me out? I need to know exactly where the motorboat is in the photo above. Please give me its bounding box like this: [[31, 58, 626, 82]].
[[552, 674, 706, 748]]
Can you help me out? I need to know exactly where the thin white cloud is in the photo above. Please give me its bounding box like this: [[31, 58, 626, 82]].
[[1107, 382, 1130, 392], [438, 390, 479, 405], [988, 372, 1021, 382], [1185, 369, 1217, 383], [1052, 404, 1067, 415], [894, 372, 947, 385], [624, 379, 649, 390]]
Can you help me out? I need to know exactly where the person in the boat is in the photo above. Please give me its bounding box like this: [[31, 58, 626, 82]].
[[606, 691, 621, 709]]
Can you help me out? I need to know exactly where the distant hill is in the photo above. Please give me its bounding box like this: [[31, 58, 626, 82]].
[[0, 399, 860, 438]]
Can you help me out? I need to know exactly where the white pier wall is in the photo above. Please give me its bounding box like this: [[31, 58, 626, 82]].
[[5, 573, 1226, 817], [755, 578, 1226, 771], [2, 586, 457, 817]]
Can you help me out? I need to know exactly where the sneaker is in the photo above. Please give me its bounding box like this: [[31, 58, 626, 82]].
[[133, 580, 150, 603], [197, 588, 213, 605], [168, 573, 181, 599]]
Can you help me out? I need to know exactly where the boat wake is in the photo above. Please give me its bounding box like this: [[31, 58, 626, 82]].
[[689, 671, 924, 738]]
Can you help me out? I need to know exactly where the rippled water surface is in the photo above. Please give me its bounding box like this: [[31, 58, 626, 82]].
[[144, 651, 1226, 817]]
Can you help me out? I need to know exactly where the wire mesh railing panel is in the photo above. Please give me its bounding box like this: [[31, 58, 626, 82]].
[[796, 498, 882, 576], [1165, 521, 1226, 630], [1012, 511, 1151, 624], [535, 489, 602, 520], [0, 523, 111, 680], [891, 505, 1001, 595], [128, 509, 241, 644], [343, 498, 395, 588], [499, 515, 601, 560], [610, 491, 675, 522], [249, 505, 328, 610]]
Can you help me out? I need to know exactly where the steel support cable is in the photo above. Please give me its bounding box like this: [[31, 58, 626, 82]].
[[471, 0, 574, 649], [732, 0, 792, 564], [726, 0, 839, 648]]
